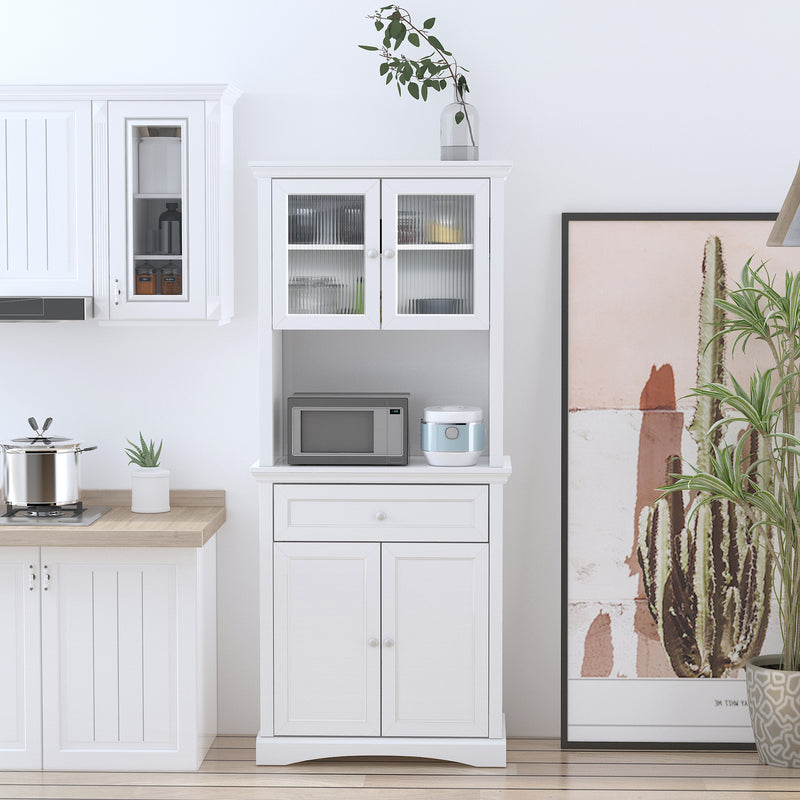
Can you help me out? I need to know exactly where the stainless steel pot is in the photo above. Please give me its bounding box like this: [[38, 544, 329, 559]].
[[1, 418, 97, 506]]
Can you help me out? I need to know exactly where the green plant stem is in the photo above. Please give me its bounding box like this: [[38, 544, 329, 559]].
[[369, 6, 476, 146]]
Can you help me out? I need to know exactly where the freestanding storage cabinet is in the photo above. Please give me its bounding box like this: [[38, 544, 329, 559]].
[[251, 162, 511, 767]]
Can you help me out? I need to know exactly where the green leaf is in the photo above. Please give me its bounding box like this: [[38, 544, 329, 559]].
[[408, 82, 420, 99], [423, 17, 435, 28], [421, 83, 428, 101], [379, 62, 390, 76], [408, 32, 420, 46], [359, 45, 379, 51], [455, 110, 464, 124], [427, 35, 445, 51], [439, 79, 447, 89], [385, 72, 393, 84], [374, 20, 384, 30]]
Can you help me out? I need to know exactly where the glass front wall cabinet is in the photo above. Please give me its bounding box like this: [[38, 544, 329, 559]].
[[271, 177, 489, 330], [108, 100, 206, 320]]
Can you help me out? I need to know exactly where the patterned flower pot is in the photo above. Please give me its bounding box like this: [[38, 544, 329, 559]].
[[746, 655, 800, 767]]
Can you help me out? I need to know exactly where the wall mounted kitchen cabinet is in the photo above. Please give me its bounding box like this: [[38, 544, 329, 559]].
[[0, 100, 93, 297], [0, 544, 216, 771], [0, 85, 240, 322], [268, 171, 490, 330], [252, 163, 512, 767]]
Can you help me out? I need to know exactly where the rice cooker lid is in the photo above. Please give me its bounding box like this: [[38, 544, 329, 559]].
[[423, 405, 484, 424]]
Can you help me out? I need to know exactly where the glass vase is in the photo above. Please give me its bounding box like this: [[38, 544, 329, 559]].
[[440, 85, 479, 161]]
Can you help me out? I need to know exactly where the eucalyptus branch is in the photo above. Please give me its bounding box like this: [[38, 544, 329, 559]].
[[359, 5, 476, 145]]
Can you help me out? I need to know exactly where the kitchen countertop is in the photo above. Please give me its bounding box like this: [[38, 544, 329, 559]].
[[0, 490, 225, 547]]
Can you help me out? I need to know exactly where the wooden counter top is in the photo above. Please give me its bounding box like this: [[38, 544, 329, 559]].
[[0, 490, 225, 547]]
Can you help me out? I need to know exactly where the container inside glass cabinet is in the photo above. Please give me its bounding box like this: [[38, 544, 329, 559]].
[[129, 124, 186, 300], [395, 194, 475, 316], [287, 194, 365, 315]]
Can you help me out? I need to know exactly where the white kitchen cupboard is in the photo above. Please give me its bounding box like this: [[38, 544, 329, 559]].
[[273, 540, 488, 738], [0, 100, 93, 297], [270, 174, 490, 330], [0, 85, 240, 322], [252, 161, 511, 767], [0, 544, 216, 771]]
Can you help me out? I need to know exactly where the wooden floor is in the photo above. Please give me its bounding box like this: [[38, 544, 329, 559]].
[[2, 736, 800, 799]]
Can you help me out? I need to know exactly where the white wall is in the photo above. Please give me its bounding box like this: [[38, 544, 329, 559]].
[[0, 0, 797, 736]]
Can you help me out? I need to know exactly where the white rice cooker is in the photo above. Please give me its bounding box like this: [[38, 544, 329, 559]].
[[420, 405, 484, 466]]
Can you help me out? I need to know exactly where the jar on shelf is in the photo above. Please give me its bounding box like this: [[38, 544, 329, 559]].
[[160, 263, 182, 295], [135, 263, 159, 295]]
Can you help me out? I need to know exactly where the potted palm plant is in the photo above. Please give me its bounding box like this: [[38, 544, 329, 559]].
[[662, 259, 800, 766], [126, 433, 169, 513]]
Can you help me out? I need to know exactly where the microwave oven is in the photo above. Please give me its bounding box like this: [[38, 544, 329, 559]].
[[287, 393, 409, 466]]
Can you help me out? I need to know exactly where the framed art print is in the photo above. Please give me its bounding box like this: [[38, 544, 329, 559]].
[[562, 213, 797, 747]]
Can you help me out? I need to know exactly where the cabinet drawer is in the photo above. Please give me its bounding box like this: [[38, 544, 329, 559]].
[[274, 485, 488, 542]]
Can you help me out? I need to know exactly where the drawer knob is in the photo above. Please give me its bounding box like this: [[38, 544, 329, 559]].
[[383, 637, 395, 648], [375, 511, 387, 521], [368, 637, 380, 648]]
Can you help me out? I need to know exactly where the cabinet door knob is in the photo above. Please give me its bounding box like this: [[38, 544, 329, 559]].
[[28, 565, 36, 592], [382, 249, 395, 259], [368, 637, 380, 648], [114, 279, 121, 306], [375, 511, 387, 521], [383, 637, 395, 648], [366, 248, 379, 259], [42, 566, 50, 591]]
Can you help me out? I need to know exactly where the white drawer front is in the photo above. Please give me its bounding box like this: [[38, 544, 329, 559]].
[[274, 484, 488, 542]]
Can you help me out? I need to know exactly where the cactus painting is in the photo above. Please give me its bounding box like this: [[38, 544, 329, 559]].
[[636, 236, 772, 678]]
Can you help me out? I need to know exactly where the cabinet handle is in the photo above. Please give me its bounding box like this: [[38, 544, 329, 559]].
[[383, 637, 395, 648], [366, 248, 379, 259], [382, 249, 395, 259], [113, 279, 121, 306], [28, 564, 36, 592], [375, 511, 387, 521], [368, 637, 380, 648], [42, 566, 50, 591]]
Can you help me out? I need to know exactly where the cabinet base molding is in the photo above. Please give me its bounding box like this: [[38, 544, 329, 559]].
[[255, 719, 507, 767]]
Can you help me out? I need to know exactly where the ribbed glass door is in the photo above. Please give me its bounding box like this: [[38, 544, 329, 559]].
[[381, 179, 490, 330], [273, 179, 381, 329]]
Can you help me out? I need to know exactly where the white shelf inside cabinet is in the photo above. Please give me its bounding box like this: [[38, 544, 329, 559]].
[[251, 456, 512, 484]]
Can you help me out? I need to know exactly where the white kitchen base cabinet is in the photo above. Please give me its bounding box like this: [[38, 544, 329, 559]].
[[255, 473, 509, 767], [0, 544, 216, 771]]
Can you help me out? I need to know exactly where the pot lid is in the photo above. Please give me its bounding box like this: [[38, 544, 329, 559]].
[[2, 435, 83, 452], [1, 416, 85, 452]]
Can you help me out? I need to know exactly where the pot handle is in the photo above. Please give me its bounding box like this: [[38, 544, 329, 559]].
[[76, 445, 98, 453]]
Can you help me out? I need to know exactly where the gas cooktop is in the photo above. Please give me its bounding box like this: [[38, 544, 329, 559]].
[[0, 501, 111, 526]]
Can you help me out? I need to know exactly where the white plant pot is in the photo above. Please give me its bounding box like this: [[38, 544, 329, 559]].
[[130, 466, 170, 513]]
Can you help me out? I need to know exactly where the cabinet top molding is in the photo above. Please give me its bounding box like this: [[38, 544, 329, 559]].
[[0, 84, 242, 102], [249, 162, 512, 180]]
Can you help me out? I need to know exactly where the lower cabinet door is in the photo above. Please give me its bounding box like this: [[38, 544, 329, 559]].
[[40, 548, 191, 769], [0, 548, 42, 769], [273, 542, 381, 735], [381, 543, 489, 737]]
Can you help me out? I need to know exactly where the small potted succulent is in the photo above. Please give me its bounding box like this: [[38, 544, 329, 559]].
[[126, 433, 169, 513]]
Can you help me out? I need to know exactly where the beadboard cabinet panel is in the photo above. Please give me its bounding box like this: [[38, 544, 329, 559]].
[[0, 549, 41, 770], [0, 103, 92, 296]]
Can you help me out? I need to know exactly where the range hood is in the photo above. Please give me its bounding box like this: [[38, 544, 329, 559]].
[[0, 297, 93, 321]]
